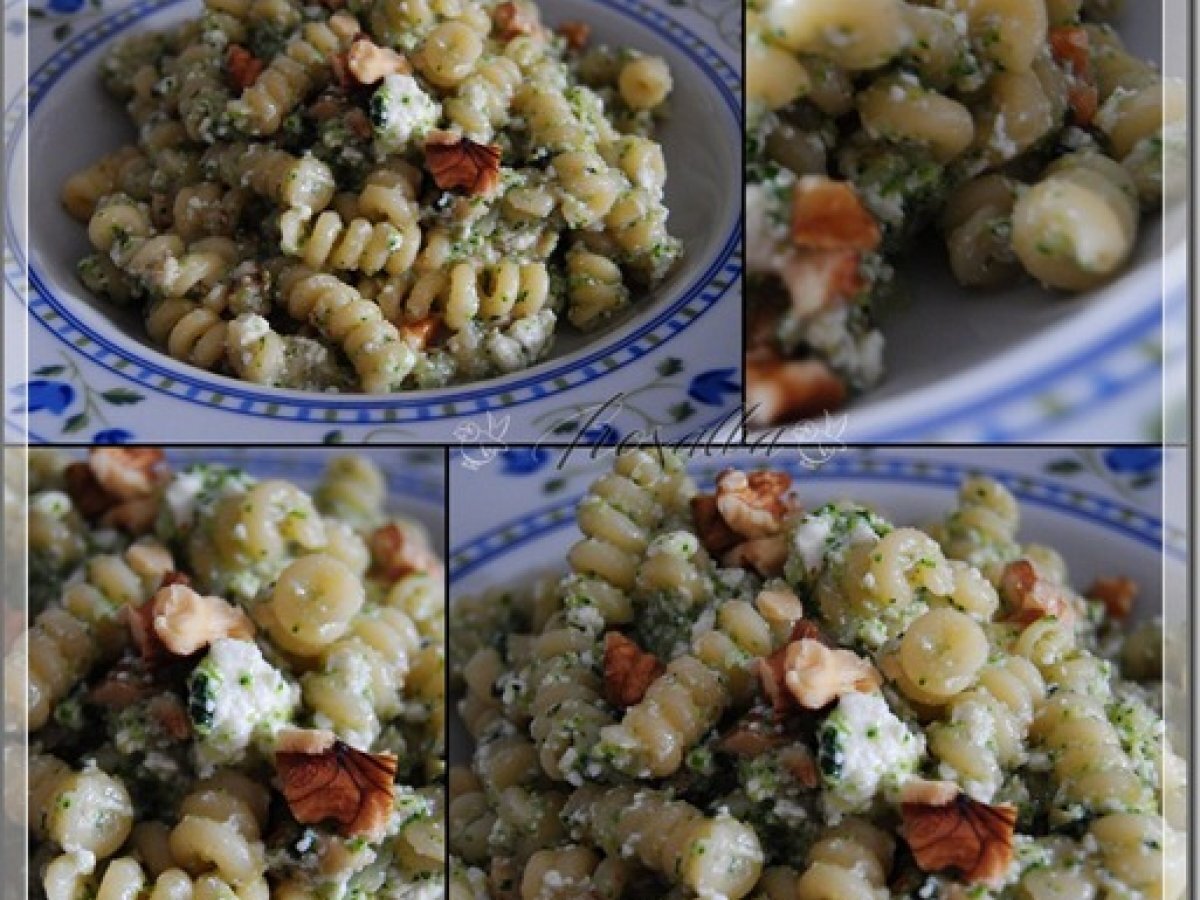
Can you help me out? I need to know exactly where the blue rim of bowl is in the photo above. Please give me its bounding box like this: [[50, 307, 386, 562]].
[[857, 288, 1178, 443], [8, 0, 742, 425], [176, 449, 446, 507], [450, 454, 1178, 579]]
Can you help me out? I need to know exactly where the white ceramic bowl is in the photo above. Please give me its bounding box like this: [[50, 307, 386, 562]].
[[8, 0, 742, 444], [762, 2, 1185, 443]]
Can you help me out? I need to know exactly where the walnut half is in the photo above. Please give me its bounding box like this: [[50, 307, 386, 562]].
[[902, 789, 1017, 885], [425, 132, 502, 196], [276, 732, 397, 839]]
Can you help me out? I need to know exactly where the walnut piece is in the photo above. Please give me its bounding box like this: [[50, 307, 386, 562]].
[[425, 132, 502, 196], [715, 469, 794, 539], [779, 745, 819, 788], [347, 36, 409, 84], [153, 584, 255, 655], [148, 695, 193, 741], [783, 639, 881, 710], [88, 668, 154, 708], [1085, 575, 1137, 621], [717, 723, 786, 758], [722, 534, 789, 577], [493, 1, 539, 38], [88, 448, 167, 500], [899, 777, 961, 807], [791, 176, 881, 252], [276, 727, 337, 755], [276, 737, 397, 838], [100, 496, 160, 534], [226, 44, 264, 89], [903, 790, 1017, 885], [603, 631, 664, 709], [757, 620, 831, 713], [746, 355, 848, 428], [400, 315, 443, 350], [557, 20, 590, 49], [66, 449, 167, 532], [370, 522, 441, 580], [690, 494, 740, 555], [1000, 559, 1076, 627]]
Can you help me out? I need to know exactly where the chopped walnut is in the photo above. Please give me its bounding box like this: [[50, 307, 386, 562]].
[[148, 695, 193, 741], [715, 469, 794, 538], [717, 723, 787, 757], [899, 777, 961, 807], [690, 494, 740, 555], [226, 44, 264, 89], [556, 20, 590, 49], [88, 669, 154, 708], [1086, 575, 1137, 621], [347, 36, 409, 85], [64, 462, 116, 520], [345, 107, 374, 140], [783, 639, 881, 710], [100, 496, 159, 535], [151, 584, 254, 655], [779, 745, 819, 788], [722, 534, 789, 577], [603, 631, 664, 708], [89, 448, 166, 500], [159, 569, 192, 589], [400, 315, 443, 350], [276, 727, 337, 755], [791, 176, 882, 252], [1000, 559, 1076, 627], [67, 450, 166, 531], [425, 132, 502, 196], [370, 522, 441, 580], [757, 644, 791, 714], [746, 355, 848, 428], [903, 790, 1017, 885], [492, 1, 539, 38], [276, 737, 397, 838]]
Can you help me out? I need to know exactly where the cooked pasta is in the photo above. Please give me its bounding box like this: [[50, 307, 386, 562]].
[[451, 456, 1182, 898], [63, 0, 681, 391], [18, 450, 445, 898], [747, 2, 1178, 425]]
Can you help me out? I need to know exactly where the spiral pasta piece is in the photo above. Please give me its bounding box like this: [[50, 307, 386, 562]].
[[227, 13, 360, 134], [203, 143, 335, 214], [563, 785, 763, 899], [277, 267, 417, 391], [144, 299, 230, 369], [794, 819, 895, 900], [167, 771, 270, 892], [30, 754, 135, 858], [932, 475, 1021, 582], [280, 208, 422, 276], [10, 540, 173, 729], [928, 654, 1046, 799]]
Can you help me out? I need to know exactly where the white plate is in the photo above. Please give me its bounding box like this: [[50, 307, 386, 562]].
[[6, 0, 742, 444], [758, 2, 1186, 444], [449, 446, 1184, 757]]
